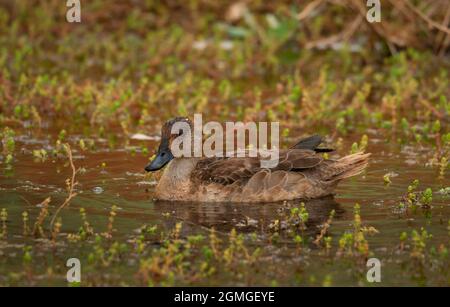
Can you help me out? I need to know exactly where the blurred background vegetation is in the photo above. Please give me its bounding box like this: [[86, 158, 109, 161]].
[[0, 0, 448, 142]]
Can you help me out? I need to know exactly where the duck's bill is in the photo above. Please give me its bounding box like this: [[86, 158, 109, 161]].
[[145, 150, 174, 172]]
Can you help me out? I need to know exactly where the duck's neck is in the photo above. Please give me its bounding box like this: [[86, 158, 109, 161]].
[[155, 158, 198, 199]]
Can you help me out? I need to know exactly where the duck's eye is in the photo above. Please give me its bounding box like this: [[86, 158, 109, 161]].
[[178, 129, 183, 136]]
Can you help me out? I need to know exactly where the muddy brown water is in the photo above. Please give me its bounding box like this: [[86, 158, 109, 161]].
[[0, 127, 449, 286]]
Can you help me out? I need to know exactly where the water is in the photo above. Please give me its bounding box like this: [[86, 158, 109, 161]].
[[0, 127, 448, 286]]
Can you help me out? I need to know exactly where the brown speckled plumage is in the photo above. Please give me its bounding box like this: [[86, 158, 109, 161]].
[[147, 118, 371, 203]]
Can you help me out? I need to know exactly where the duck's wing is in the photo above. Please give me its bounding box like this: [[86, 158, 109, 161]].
[[191, 156, 259, 185], [191, 149, 323, 185], [276, 149, 324, 170], [292, 135, 334, 152]]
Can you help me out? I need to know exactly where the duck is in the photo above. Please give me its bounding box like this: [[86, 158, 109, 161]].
[[145, 117, 370, 203]]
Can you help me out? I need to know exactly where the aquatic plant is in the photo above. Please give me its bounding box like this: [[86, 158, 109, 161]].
[[50, 144, 79, 229], [0, 208, 7, 240], [22, 211, 29, 236], [1, 127, 15, 155], [22, 246, 32, 265], [399, 232, 408, 251], [313, 209, 335, 249], [352, 204, 369, 257], [105, 205, 118, 239], [351, 135, 369, 154], [32, 149, 48, 162], [32, 197, 51, 238], [420, 188, 433, 209], [383, 173, 392, 186], [337, 204, 376, 259], [51, 217, 62, 246], [410, 228, 431, 262], [439, 156, 448, 179], [79, 208, 94, 240], [337, 232, 354, 257]]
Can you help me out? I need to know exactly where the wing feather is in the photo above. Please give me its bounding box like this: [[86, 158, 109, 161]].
[[191, 149, 323, 186]]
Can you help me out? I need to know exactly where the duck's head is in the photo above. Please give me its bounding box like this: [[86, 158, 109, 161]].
[[145, 117, 192, 172]]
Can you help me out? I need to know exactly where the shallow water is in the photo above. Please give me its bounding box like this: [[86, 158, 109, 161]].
[[0, 127, 449, 286]]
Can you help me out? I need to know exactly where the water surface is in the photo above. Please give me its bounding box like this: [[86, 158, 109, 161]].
[[0, 127, 448, 286]]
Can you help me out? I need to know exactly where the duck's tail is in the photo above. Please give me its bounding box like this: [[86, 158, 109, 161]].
[[326, 152, 371, 182]]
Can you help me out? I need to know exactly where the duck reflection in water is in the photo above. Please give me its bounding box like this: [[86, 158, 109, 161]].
[[153, 196, 344, 237]]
